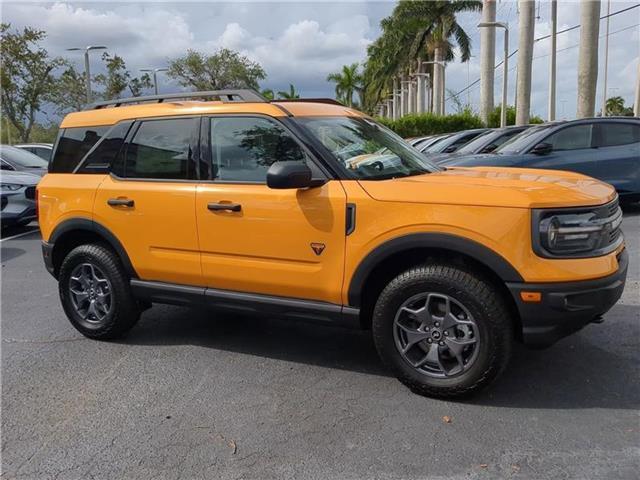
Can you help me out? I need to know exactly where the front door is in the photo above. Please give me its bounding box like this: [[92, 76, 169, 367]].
[[195, 115, 347, 304]]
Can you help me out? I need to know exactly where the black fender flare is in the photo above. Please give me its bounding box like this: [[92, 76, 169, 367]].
[[48, 218, 138, 278], [347, 232, 524, 307]]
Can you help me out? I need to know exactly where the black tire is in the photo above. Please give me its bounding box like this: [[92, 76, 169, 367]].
[[58, 243, 140, 340], [372, 263, 513, 398]]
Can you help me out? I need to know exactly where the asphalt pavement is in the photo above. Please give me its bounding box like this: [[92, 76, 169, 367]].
[[1, 210, 639, 480]]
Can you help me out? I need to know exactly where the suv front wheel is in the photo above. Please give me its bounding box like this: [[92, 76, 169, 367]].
[[59, 244, 141, 339], [372, 263, 513, 398]]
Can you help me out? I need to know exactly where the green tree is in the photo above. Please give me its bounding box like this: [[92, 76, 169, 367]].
[[50, 65, 87, 114], [261, 89, 275, 100], [93, 52, 152, 100], [604, 96, 632, 116], [327, 63, 363, 107], [277, 84, 300, 99], [0, 23, 65, 142], [487, 105, 543, 127], [167, 48, 266, 91]]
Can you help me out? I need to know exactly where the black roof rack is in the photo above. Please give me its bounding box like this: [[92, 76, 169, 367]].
[[272, 98, 345, 107], [86, 89, 267, 110]]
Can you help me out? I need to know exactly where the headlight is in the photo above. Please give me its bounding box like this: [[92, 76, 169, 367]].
[[533, 199, 623, 258], [0, 183, 23, 191]]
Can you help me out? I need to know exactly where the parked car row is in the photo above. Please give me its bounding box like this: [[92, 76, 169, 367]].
[[0, 145, 48, 227], [409, 117, 640, 204]]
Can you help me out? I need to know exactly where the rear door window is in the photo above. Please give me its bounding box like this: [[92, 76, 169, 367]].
[[50, 126, 109, 173], [598, 122, 640, 147]]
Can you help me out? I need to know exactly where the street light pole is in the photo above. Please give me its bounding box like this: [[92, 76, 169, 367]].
[[548, 0, 557, 121], [478, 22, 509, 127], [140, 67, 168, 95], [602, 0, 611, 116], [67, 46, 108, 103]]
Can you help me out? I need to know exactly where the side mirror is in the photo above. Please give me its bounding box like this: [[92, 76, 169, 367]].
[[531, 143, 553, 155], [443, 145, 457, 153], [267, 161, 316, 189]]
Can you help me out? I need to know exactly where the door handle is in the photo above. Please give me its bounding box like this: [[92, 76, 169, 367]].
[[107, 198, 135, 207], [208, 202, 241, 212]]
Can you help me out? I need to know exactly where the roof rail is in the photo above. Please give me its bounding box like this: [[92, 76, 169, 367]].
[[85, 89, 267, 110], [273, 98, 345, 107]]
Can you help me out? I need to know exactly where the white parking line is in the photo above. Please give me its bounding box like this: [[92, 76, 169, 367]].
[[0, 229, 40, 243]]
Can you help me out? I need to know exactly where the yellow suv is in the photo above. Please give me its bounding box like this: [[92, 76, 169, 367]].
[[38, 90, 628, 398]]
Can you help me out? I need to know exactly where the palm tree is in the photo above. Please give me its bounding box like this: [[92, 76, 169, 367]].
[[577, 0, 601, 118], [362, 0, 481, 115], [327, 63, 363, 107], [277, 84, 300, 99], [605, 96, 625, 116]]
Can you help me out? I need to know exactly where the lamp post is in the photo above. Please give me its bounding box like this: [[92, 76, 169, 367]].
[[67, 45, 108, 103], [423, 61, 446, 114], [478, 21, 508, 127], [140, 67, 168, 95]]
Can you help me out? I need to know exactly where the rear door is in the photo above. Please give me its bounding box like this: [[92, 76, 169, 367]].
[[195, 115, 347, 304], [93, 116, 203, 286]]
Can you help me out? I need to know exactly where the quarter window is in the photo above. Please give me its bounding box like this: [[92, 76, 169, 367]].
[[209, 117, 307, 182], [78, 122, 131, 174], [545, 124, 594, 151], [121, 118, 197, 180], [50, 126, 109, 173], [598, 123, 640, 147]]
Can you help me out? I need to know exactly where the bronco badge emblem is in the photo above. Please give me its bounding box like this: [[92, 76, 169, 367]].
[[310, 243, 326, 256]]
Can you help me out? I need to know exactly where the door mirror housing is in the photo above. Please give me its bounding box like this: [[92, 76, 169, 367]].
[[531, 143, 553, 155], [267, 161, 321, 189], [443, 145, 457, 153]]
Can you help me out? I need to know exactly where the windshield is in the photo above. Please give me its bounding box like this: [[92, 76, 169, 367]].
[[296, 116, 441, 180], [0, 145, 48, 168], [456, 130, 496, 154], [495, 125, 553, 154]]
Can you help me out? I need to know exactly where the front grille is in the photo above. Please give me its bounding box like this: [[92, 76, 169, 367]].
[[594, 197, 623, 252]]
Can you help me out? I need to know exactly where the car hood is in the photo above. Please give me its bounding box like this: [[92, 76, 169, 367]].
[[1, 171, 40, 186], [357, 166, 616, 209]]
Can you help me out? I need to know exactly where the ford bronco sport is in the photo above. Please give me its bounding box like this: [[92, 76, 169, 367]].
[[38, 90, 628, 398]]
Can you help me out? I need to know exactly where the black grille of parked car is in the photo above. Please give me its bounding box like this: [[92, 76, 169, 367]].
[[25, 186, 36, 200], [1, 195, 7, 211]]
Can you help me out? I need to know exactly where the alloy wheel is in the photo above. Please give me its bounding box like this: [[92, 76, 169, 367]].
[[393, 292, 480, 378]]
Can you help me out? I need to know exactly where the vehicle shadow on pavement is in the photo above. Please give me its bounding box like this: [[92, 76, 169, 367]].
[[124, 303, 639, 410], [0, 247, 26, 262]]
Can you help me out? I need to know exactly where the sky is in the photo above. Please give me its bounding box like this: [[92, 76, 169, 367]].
[[2, 0, 639, 121]]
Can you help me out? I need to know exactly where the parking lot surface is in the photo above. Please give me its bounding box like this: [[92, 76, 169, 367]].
[[2, 209, 639, 480]]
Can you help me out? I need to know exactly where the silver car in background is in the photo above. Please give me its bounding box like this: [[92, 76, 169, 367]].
[[1, 171, 40, 227]]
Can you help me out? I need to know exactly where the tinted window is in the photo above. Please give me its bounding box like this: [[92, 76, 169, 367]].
[[496, 124, 554, 154], [210, 117, 307, 182], [123, 118, 196, 179], [599, 122, 640, 147], [50, 126, 109, 173], [78, 122, 131, 174], [545, 124, 594, 151]]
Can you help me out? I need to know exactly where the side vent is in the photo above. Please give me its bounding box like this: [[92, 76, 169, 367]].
[[346, 203, 356, 236]]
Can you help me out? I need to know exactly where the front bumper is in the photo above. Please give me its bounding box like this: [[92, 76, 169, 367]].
[[507, 248, 628, 348]]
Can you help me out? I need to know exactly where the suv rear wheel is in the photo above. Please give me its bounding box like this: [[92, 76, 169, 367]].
[[58, 244, 141, 339], [372, 263, 513, 398]]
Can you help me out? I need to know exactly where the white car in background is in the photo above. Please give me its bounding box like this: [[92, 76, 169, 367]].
[[1, 171, 40, 227]]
